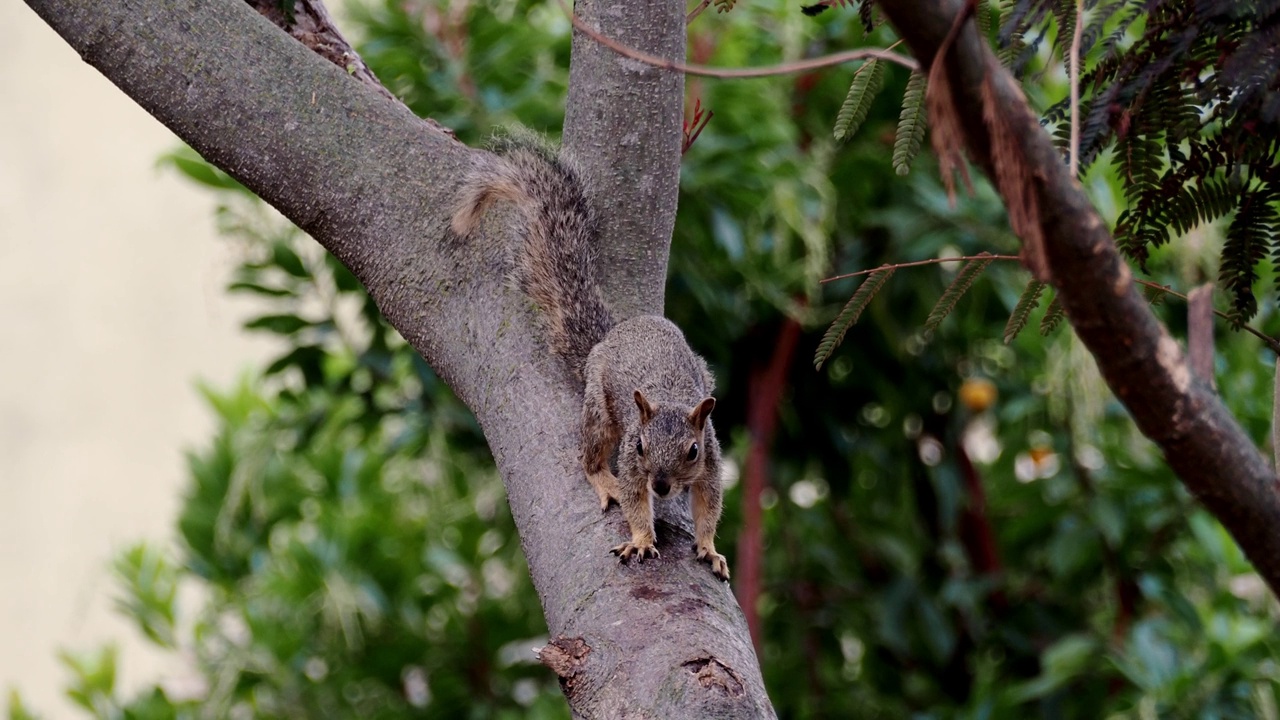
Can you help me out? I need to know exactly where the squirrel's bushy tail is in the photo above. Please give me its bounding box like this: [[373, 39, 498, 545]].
[[451, 133, 613, 379]]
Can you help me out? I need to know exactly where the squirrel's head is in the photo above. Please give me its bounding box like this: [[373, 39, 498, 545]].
[[631, 390, 715, 498]]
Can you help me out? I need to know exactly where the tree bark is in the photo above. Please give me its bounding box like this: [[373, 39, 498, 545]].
[[878, 0, 1280, 596], [20, 0, 773, 715], [562, 0, 686, 319]]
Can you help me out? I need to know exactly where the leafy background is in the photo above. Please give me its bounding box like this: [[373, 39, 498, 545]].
[[10, 0, 1280, 718]]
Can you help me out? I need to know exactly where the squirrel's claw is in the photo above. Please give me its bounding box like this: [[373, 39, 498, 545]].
[[611, 541, 660, 563], [695, 547, 731, 581]]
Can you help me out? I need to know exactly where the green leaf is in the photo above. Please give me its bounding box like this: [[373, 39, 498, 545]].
[[923, 254, 995, 336], [272, 242, 310, 278], [266, 345, 327, 386], [158, 151, 243, 191], [1220, 188, 1278, 326], [244, 314, 311, 335], [228, 281, 295, 298], [330, 259, 362, 293], [1003, 279, 1046, 344], [59, 646, 118, 715], [975, 0, 993, 38], [7, 690, 41, 720], [1008, 634, 1099, 702], [834, 59, 885, 142], [815, 268, 894, 369], [112, 544, 179, 649], [1039, 293, 1066, 336], [893, 71, 927, 176]]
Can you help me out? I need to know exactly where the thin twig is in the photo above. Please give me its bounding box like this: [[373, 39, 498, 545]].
[[820, 255, 1020, 283], [687, 0, 713, 24], [559, 0, 919, 78], [1135, 280, 1280, 355], [1068, 0, 1084, 178]]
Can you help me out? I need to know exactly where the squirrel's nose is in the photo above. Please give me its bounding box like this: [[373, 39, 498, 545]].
[[653, 476, 671, 497]]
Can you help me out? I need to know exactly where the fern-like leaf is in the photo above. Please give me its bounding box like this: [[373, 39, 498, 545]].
[[1049, 0, 1076, 61], [834, 60, 885, 142], [815, 268, 895, 369], [976, 0, 994, 39], [893, 71, 928, 176], [1003, 279, 1046, 344], [1161, 177, 1236, 237], [1220, 187, 1278, 326], [858, 0, 878, 32], [924, 254, 995, 336], [1039, 292, 1066, 335]]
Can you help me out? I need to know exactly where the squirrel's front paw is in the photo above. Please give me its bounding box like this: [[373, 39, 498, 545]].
[[695, 546, 731, 581], [611, 540, 660, 563]]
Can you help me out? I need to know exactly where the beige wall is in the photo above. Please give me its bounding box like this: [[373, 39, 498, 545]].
[[1, 5, 273, 714]]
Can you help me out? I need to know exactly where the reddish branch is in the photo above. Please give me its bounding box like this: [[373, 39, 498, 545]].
[[683, 98, 714, 154], [954, 441, 1004, 602], [878, 0, 1280, 595], [736, 317, 802, 651]]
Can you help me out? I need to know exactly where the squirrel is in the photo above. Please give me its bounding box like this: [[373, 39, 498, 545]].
[[450, 132, 729, 581]]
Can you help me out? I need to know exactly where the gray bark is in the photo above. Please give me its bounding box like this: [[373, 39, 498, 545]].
[[563, 0, 686, 319], [879, 0, 1280, 596], [21, 0, 773, 716]]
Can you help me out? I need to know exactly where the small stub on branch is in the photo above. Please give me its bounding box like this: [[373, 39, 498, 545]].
[[1187, 283, 1216, 390], [682, 656, 745, 697], [536, 636, 591, 680]]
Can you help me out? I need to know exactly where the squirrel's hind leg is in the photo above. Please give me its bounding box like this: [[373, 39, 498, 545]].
[[581, 391, 621, 512]]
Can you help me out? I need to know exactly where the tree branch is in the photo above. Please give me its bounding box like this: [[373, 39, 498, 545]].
[[878, 0, 1280, 595], [22, 0, 772, 714], [562, 0, 686, 319]]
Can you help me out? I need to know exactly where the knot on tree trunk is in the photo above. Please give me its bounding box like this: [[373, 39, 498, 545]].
[[683, 656, 745, 697], [537, 635, 592, 684]]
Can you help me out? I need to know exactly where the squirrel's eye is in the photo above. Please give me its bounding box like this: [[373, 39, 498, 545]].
[[636, 439, 645, 457], [686, 442, 699, 462]]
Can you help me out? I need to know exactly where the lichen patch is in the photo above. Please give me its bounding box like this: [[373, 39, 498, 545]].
[[1157, 334, 1190, 393]]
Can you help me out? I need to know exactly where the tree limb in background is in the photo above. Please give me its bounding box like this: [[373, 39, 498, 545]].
[[21, 0, 773, 715], [878, 0, 1280, 597], [738, 317, 802, 652], [1187, 284, 1215, 388]]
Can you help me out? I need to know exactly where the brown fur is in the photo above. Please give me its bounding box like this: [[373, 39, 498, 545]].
[[452, 136, 729, 581]]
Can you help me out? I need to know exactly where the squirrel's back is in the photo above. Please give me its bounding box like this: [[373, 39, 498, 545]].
[[588, 315, 714, 412], [451, 135, 613, 378]]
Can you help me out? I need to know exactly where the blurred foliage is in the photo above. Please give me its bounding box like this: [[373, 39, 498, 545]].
[[12, 0, 1280, 719], [841, 0, 1280, 329], [999, 0, 1280, 327], [10, 143, 563, 718]]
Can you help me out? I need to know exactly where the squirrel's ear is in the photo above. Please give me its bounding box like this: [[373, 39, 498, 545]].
[[688, 397, 716, 429], [634, 390, 655, 423]]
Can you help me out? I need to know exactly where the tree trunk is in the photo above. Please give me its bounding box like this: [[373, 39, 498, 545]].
[[20, 0, 775, 716]]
